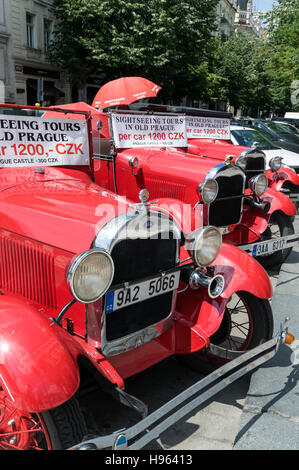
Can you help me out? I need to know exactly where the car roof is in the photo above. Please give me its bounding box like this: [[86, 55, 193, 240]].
[[230, 125, 253, 131]]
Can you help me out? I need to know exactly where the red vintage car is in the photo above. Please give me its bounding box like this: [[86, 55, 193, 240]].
[[0, 103, 292, 450], [44, 102, 299, 269]]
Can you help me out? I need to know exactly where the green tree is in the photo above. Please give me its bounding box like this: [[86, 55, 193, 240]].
[[265, 0, 299, 113], [49, 0, 219, 102], [213, 32, 269, 115]]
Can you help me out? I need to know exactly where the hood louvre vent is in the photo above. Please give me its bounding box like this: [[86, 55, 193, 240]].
[[0, 234, 57, 309]]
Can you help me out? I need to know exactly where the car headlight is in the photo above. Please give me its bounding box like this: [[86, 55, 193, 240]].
[[235, 154, 247, 170], [269, 156, 282, 171], [199, 178, 219, 204], [66, 249, 114, 303], [249, 174, 268, 197], [185, 226, 222, 267]]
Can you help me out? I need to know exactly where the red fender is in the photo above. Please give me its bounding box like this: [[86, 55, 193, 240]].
[[0, 295, 124, 413], [266, 167, 299, 192], [174, 243, 272, 353], [263, 186, 297, 217]]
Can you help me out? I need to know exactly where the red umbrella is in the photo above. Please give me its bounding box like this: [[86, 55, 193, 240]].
[[92, 77, 162, 109], [42, 101, 99, 120]]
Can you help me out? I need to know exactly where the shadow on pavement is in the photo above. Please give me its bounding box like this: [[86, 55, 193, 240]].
[[234, 343, 299, 446]]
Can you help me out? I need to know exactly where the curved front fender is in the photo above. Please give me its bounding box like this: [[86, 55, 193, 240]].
[[0, 295, 80, 413], [263, 186, 296, 217], [175, 243, 272, 352], [267, 167, 299, 192]]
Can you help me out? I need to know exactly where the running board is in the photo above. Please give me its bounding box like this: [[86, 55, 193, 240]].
[[69, 319, 292, 450]]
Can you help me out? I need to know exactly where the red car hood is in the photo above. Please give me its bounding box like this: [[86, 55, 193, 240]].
[[0, 167, 130, 254], [119, 146, 225, 183], [188, 139, 249, 162]]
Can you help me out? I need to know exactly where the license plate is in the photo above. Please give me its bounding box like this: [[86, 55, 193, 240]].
[[252, 237, 287, 257], [105, 270, 181, 314]]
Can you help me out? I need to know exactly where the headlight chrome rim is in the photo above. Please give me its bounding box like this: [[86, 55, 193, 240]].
[[249, 174, 268, 197], [66, 249, 114, 304], [186, 226, 222, 267], [235, 154, 247, 170], [199, 178, 219, 204], [269, 156, 282, 172]]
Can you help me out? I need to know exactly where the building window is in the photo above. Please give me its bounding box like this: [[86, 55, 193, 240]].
[[26, 13, 35, 48], [44, 19, 52, 52]]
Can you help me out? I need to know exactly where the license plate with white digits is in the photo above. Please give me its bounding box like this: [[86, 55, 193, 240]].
[[252, 237, 287, 257], [105, 271, 181, 314]]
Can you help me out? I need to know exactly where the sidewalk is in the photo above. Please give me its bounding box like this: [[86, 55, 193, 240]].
[[234, 216, 299, 450]]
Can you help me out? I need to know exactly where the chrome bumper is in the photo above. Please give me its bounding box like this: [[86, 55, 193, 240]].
[[69, 319, 291, 450]]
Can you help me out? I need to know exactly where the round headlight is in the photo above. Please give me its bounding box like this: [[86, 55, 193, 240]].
[[235, 154, 247, 170], [186, 226, 222, 267], [269, 156, 282, 172], [199, 178, 219, 204], [67, 249, 114, 303], [249, 174, 268, 197]]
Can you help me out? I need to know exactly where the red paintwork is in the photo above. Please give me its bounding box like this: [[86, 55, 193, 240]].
[[266, 166, 299, 191], [188, 138, 299, 194], [0, 103, 272, 415]]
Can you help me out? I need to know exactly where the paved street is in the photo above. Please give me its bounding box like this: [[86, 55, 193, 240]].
[[79, 221, 295, 451]]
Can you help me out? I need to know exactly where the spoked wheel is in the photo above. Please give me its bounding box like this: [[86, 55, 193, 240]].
[[256, 211, 294, 269], [0, 389, 87, 450], [178, 291, 273, 374]]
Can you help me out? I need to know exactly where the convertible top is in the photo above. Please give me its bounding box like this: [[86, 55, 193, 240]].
[[128, 102, 233, 119]]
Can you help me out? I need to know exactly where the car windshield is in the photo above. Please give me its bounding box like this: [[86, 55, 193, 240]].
[[265, 121, 295, 134], [272, 122, 299, 135], [231, 129, 278, 150]]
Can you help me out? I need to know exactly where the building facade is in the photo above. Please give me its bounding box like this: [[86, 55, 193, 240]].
[[215, 0, 238, 41], [0, 0, 14, 103], [235, 0, 263, 37], [0, 0, 104, 105], [9, 0, 72, 106]]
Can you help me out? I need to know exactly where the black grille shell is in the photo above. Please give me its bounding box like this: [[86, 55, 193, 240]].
[[105, 237, 177, 342], [242, 150, 266, 186], [208, 165, 245, 227]]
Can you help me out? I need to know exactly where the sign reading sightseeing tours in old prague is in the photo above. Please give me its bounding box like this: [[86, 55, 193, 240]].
[[186, 116, 231, 140], [111, 112, 188, 148], [0, 115, 89, 167]]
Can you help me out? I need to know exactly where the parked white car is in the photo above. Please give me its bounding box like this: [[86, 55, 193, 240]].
[[230, 125, 299, 172]]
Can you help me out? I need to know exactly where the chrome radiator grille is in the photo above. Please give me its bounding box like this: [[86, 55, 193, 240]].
[[208, 164, 245, 227], [0, 232, 57, 309]]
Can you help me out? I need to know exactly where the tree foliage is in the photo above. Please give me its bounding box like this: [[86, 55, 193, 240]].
[[264, 0, 299, 113], [49, 0, 218, 101]]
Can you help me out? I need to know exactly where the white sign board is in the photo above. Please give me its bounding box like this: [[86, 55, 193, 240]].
[[0, 115, 90, 167], [111, 112, 188, 148], [186, 116, 231, 140]]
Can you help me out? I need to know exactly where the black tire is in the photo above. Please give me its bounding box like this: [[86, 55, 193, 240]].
[[256, 211, 294, 269], [0, 391, 87, 450], [178, 291, 273, 375], [41, 397, 88, 449]]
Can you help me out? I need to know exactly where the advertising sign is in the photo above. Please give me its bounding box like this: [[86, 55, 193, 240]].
[[111, 112, 188, 148], [186, 116, 231, 140], [0, 115, 90, 167]]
